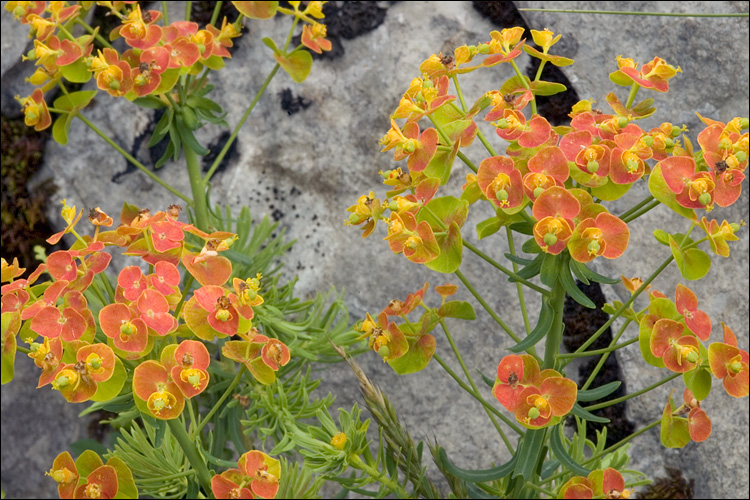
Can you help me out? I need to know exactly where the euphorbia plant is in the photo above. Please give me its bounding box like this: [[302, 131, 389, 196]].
[[346, 25, 748, 498], [1, 2, 390, 499]]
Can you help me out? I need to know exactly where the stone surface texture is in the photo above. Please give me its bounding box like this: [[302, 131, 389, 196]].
[[1, 2, 748, 499]]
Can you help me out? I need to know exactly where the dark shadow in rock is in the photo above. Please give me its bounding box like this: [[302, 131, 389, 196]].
[[562, 280, 635, 447], [472, 1, 580, 125], [290, 1, 389, 60], [279, 88, 312, 115], [202, 130, 239, 175], [190, 1, 241, 26]]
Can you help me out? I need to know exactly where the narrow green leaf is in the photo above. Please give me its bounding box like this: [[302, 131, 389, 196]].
[[539, 253, 563, 288], [570, 403, 610, 423], [437, 447, 517, 483], [132, 97, 165, 109], [577, 381, 621, 402], [559, 260, 595, 309], [513, 253, 544, 281], [576, 262, 619, 284], [513, 429, 546, 479], [509, 299, 553, 353], [569, 258, 590, 285], [549, 425, 590, 476], [504, 253, 534, 266], [175, 117, 209, 155]]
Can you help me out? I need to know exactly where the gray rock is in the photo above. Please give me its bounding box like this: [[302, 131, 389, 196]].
[[1, 2, 747, 498]]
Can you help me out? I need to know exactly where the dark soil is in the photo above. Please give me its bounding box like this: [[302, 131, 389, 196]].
[[637, 466, 694, 499]]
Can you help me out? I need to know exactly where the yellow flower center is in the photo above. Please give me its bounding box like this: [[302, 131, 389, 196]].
[[331, 432, 347, 450]]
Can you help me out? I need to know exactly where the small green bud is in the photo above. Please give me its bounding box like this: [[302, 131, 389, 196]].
[[664, 138, 674, 148], [378, 345, 390, 359], [543, 233, 557, 247], [670, 125, 682, 138], [478, 43, 490, 55], [528, 407, 540, 420], [496, 188, 509, 201], [719, 138, 732, 150], [699, 192, 712, 206], [134, 74, 147, 87], [587, 160, 599, 173], [587, 240, 601, 255], [422, 79, 434, 89], [188, 373, 201, 386], [55, 375, 70, 388], [617, 117, 628, 128], [626, 159, 639, 173], [402, 140, 416, 154], [26, 110, 38, 121], [729, 361, 743, 373], [380, 169, 393, 179], [734, 151, 747, 163], [642, 136, 654, 147], [348, 212, 361, 225], [496, 119, 509, 129], [730, 222, 741, 232], [389, 200, 399, 211], [197, 43, 206, 54], [686, 351, 699, 363], [13, 6, 25, 17], [533, 187, 544, 199], [108, 79, 120, 91], [740, 118, 749, 130]]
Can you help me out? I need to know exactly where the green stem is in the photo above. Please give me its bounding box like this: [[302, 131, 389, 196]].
[[579, 320, 633, 391], [556, 335, 636, 359], [348, 454, 409, 497], [572, 253, 673, 355], [507, 226, 532, 335], [543, 274, 566, 370], [625, 82, 640, 110], [182, 131, 210, 231], [192, 365, 246, 438], [618, 194, 654, 221], [16, 345, 31, 355], [463, 241, 551, 296], [452, 75, 468, 112], [439, 319, 515, 451], [454, 270, 522, 344], [457, 151, 479, 173], [476, 127, 499, 157], [509, 60, 536, 115], [210, 1, 224, 26], [74, 18, 113, 49], [77, 113, 191, 203], [203, 64, 281, 184], [621, 198, 660, 223], [185, 1, 192, 21], [583, 372, 681, 411], [524, 481, 556, 498], [167, 418, 213, 495], [433, 354, 523, 437], [161, 1, 169, 24]]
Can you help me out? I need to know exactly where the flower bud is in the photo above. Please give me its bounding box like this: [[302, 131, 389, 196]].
[[740, 118, 749, 130], [496, 118, 508, 129], [686, 351, 699, 363], [108, 79, 120, 91], [617, 117, 628, 129], [348, 212, 362, 225], [528, 407, 540, 419], [587, 160, 599, 173], [699, 192, 712, 206], [670, 125, 682, 138], [730, 222, 741, 232], [533, 187, 544, 199], [378, 345, 390, 359], [216, 309, 231, 322], [734, 151, 747, 163], [729, 361, 742, 374], [331, 432, 347, 450], [496, 188, 509, 202], [543, 233, 557, 247], [587, 240, 601, 255], [642, 135, 654, 147]]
